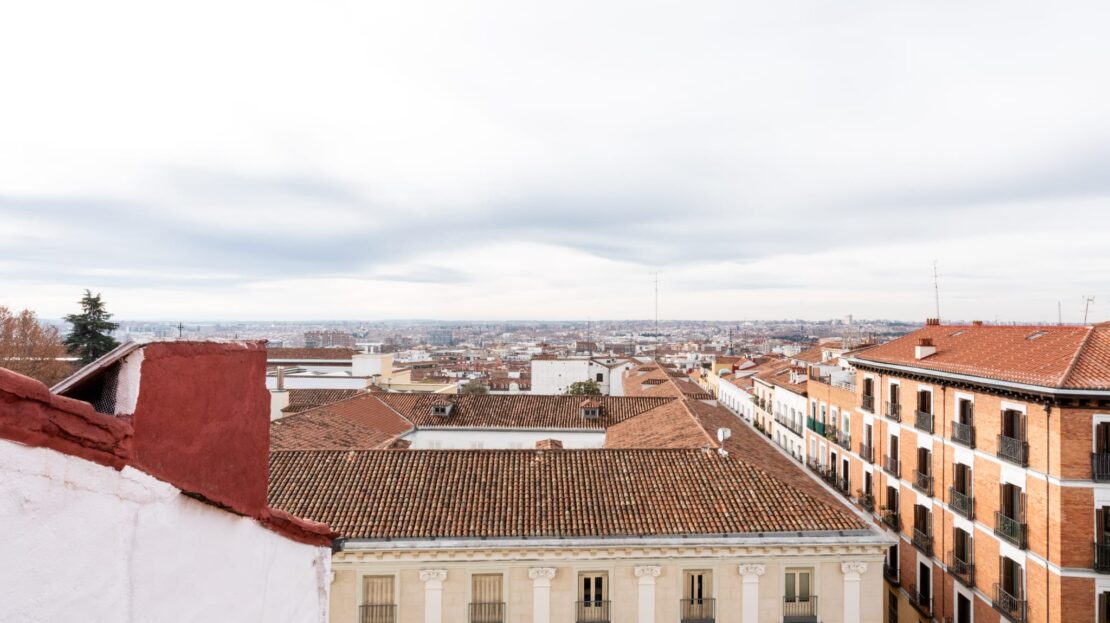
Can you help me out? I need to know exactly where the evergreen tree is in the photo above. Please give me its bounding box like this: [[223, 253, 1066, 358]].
[[64, 290, 120, 364], [566, 380, 602, 396]]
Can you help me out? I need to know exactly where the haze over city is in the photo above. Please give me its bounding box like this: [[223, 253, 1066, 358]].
[[3, 1, 1110, 322]]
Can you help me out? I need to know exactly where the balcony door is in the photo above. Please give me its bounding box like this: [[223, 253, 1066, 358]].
[[888, 383, 899, 408], [784, 568, 812, 602], [471, 574, 504, 623], [361, 576, 395, 623], [1001, 409, 1025, 441], [1098, 423, 1110, 454], [682, 570, 713, 621], [956, 593, 971, 623], [578, 571, 609, 622]]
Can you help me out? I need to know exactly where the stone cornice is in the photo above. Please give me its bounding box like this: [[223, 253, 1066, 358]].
[[419, 569, 447, 583], [528, 567, 557, 581], [634, 565, 661, 578]]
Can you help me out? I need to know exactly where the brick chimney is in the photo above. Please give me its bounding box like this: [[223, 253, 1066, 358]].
[[925, 318, 940, 326], [536, 438, 563, 450], [915, 337, 937, 360]]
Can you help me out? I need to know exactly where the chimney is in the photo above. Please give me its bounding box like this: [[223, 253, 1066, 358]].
[[925, 318, 940, 326], [269, 388, 289, 421], [276, 366, 285, 391], [915, 337, 937, 359], [536, 438, 563, 450], [972, 320, 984, 326], [388, 438, 411, 450]]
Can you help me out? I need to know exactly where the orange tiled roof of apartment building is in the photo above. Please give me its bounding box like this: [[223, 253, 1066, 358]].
[[281, 388, 367, 414], [268, 447, 867, 539], [376, 393, 675, 429], [851, 323, 1110, 389], [271, 393, 413, 450]]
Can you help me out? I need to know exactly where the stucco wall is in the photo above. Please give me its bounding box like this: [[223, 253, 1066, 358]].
[[0, 439, 331, 623]]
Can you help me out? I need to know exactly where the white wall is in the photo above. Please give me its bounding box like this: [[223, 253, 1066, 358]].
[[265, 376, 370, 390], [530, 359, 592, 395], [404, 429, 605, 449], [0, 439, 331, 623]]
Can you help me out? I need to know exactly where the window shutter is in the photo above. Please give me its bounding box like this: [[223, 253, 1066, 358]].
[[362, 576, 394, 606]]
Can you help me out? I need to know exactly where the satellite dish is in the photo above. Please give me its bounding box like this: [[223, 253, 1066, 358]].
[[717, 427, 732, 442]]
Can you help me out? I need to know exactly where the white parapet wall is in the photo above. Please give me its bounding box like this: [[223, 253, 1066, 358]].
[[0, 439, 331, 623]]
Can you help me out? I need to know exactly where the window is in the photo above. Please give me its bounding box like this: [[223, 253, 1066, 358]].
[[595, 373, 604, 382], [579, 571, 608, 606], [917, 390, 932, 414], [682, 569, 713, 615], [784, 568, 812, 602], [361, 576, 395, 623], [471, 574, 504, 623]]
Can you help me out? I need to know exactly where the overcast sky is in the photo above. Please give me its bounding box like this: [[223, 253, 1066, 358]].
[[2, 1, 1109, 322]]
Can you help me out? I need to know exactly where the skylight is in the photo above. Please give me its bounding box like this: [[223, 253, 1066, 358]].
[[1026, 331, 1047, 340]]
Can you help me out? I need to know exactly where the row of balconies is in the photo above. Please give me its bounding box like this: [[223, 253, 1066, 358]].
[[884, 564, 1025, 623], [361, 598, 819, 623]]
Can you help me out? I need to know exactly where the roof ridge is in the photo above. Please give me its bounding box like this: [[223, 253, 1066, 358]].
[[1060, 324, 1097, 388], [676, 398, 720, 449]]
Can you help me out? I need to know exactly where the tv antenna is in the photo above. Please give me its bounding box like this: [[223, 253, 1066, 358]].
[[932, 261, 941, 321], [176, 322, 185, 339], [651, 271, 660, 335], [1083, 296, 1096, 325]]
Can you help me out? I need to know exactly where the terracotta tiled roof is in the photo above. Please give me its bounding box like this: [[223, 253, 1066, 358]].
[[604, 400, 717, 450], [756, 364, 807, 395], [268, 448, 866, 539], [270, 394, 413, 450], [852, 324, 1110, 390], [375, 394, 674, 429], [281, 389, 366, 414], [267, 347, 359, 360], [792, 345, 824, 364]]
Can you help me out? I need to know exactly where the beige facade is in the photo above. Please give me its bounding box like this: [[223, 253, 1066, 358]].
[[329, 537, 889, 623]]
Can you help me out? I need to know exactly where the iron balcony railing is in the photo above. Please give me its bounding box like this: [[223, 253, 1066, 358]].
[[947, 552, 975, 587], [997, 434, 1029, 466], [1096, 542, 1110, 573], [885, 400, 901, 421], [883, 455, 900, 478], [782, 595, 818, 622], [949, 486, 975, 520], [913, 470, 933, 496], [806, 416, 816, 431], [680, 598, 715, 622], [951, 420, 976, 447], [360, 604, 397, 623], [837, 476, 851, 496], [859, 442, 874, 463], [575, 600, 611, 623], [994, 511, 1028, 549], [912, 527, 934, 555], [914, 410, 934, 434], [1093, 453, 1110, 482], [469, 602, 505, 623], [882, 562, 899, 586], [814, 421, 825, 436], [906, 584, 932, 617], [992, 584, 1027, 623], [861, 394, 875, 412], [858, 491, 875, 512], [881, 507, 900, 531], [835, 429, 851, 450]]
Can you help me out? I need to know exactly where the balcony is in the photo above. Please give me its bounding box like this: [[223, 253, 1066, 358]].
[[576, 600, 611, 623], [882, 562, 899, 586], [782, 596, 818, 623], [914, 410, 934, 434], [906, 584, 933, 617], [884, 401, 901, 421], [948, 487, 975, 520], [951, 420, 976, 447], [360, 605, 397, 623], [997, 434, 1029, 466], [992, 584, 1027, 623], [859, 442, 873, 463], [814, 421, 825, 436], [861, 394, 875, 413], [994, 512, 1028, 549], [857, 491, 875, 512], [947, 552, 975, 587], [680, 598, 715, 623], [834, 429, 851, 451], [912, 470, 933, 496], [806, 416, 816, 432], [469, 602, 505, 623], [882, 455, 900, 478], [912, 527, 934, 555], [881, 507, 900, 531], [1096, 542, 1110, 573], [1093, 453, 1110, 482], [836, 476, 851, 497]]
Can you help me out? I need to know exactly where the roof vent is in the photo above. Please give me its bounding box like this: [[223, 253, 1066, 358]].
[[925, 318, 940, 326], [1026, 331, 1047, 341], [915, 337, 937, 360], [430, 403, 454, 417]]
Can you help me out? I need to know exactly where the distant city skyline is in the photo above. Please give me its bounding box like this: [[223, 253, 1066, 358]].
[[3, 1, 1109, 322]]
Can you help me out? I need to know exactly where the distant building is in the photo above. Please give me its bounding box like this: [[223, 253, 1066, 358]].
[[304, 330, 355, 349], [530, 356, 635, 395]]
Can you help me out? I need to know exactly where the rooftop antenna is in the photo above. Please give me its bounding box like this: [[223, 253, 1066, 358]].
[[1083, 296, 1096, 325], [176, 322, 185, 339], [651, 271, 660, 336], [932, 261, 941, 321]]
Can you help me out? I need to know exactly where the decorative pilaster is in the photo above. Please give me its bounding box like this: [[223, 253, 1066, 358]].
[[529, 568, 557, 623], [738, 564, 765, 623], [634, 565, 661, 623], [841, 562, 867, 623], [420, 569, 448, 623]]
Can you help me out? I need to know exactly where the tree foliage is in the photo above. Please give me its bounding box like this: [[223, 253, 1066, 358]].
[[460, 379, 490, 395], [0, 306, 75, 386], [63, 290, 120, 364], [565, 380, 602, 396]]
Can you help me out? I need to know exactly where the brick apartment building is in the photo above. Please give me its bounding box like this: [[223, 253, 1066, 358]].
[[802, 319, 1110, 623]]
